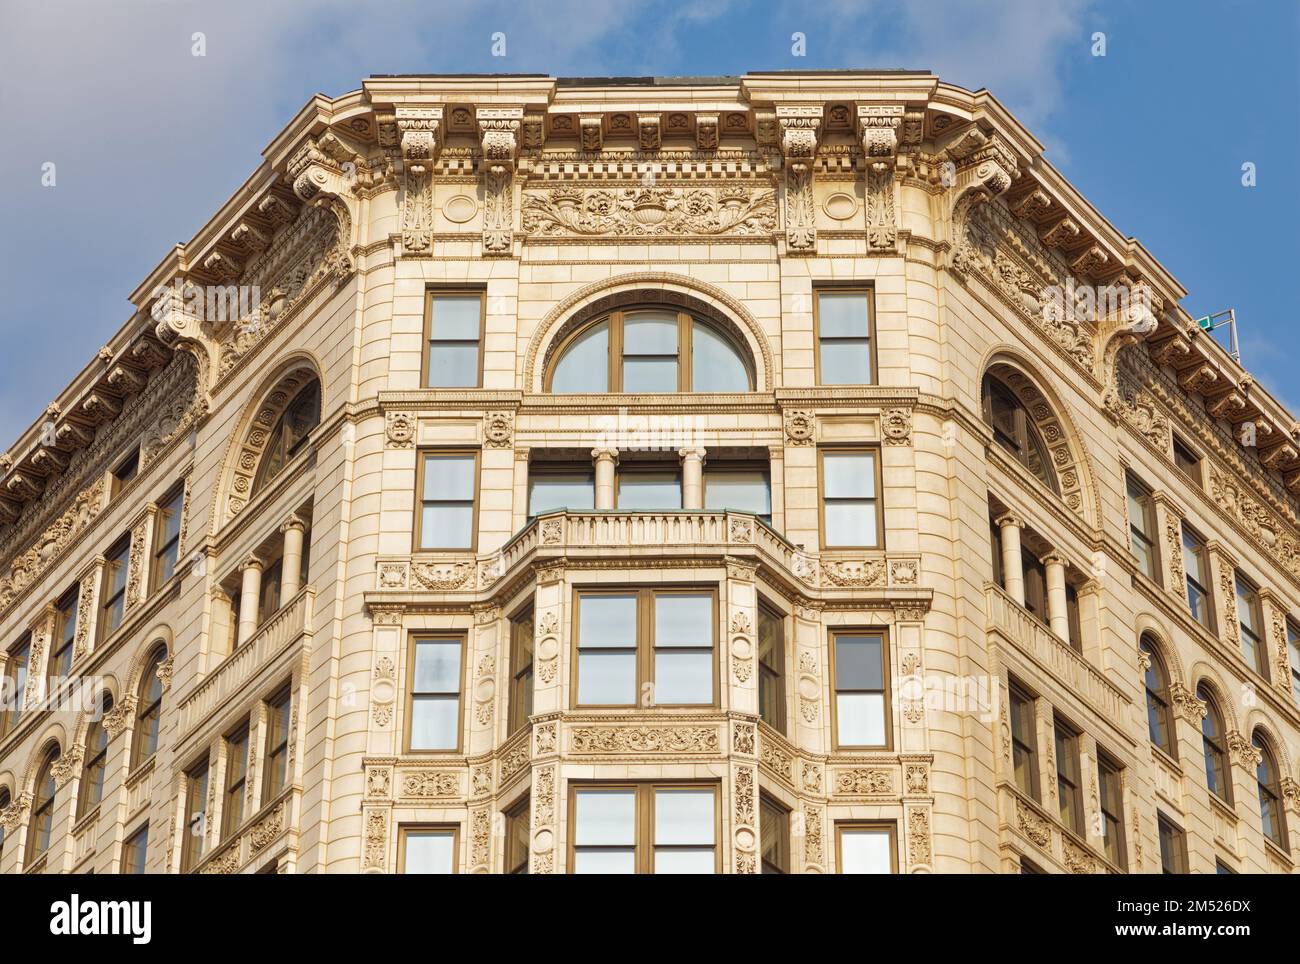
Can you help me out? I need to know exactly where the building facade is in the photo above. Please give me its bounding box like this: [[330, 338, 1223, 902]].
[[0, 71, 1298, 875]]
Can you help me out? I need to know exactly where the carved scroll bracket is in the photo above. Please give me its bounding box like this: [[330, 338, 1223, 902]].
[[777, 106, 821, 254], [396, 107, 444, 254], [478, 107, 522, 257]]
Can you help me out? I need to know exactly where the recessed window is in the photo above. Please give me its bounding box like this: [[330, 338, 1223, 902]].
[[111, 449, 139, 498], [757, 603, 786, 732], [1182, 524, 1213, 629], [222, 725, 250, 840], [1173, 436, 1201, 484], [703, 466, 771, 523], [1215, 859, 1237, 875], [1287, 619, 1300, 705], [399, 826, 458, 874], [1125, 472, 1158, 583], [836, 823, 895, 874], [423, 290, 484, 388], [252, 380, 320, 494], [1199, 684, 1231, 804], [547, 308, 752, 393], [1054, 721, 1084, 837], [263, 688, 292, 801], [815, 289, 875, 384], [50, 585, 78, 681], [617, 466, 681, 510], [505, 799, 530, 874], [182, 761, 209, 872], [2, 636, 30, 737], [1254, 733, 1287, 849], [820, 448, 882, 548], [416, 451, 478, 550], [27, 748, 58, 863], [508, 608, 534, 734], [407, 637, 464, 751], [132, 646, 166, 769], [122, 824, 149, 874], [152, 485, 185, 590], [1235, 574, 1267, 679], [0, 788, 8, 861], [982, 374, 1056, 490], [1141, 636, 1176, 758], [1158, 815, 1187, 874], [1008, 682, 1039, 801], [831, 630, 888, 748], [100, 536, 131, 641], [78, 695, 112, 819], [527, 466, 594, 518], [760, 795, 790, 874], [1097, 753, 1126, 869], [570, 784, 718, 874]]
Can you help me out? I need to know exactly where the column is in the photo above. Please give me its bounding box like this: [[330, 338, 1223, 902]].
[[1041, 552, 1069, 641], [279, 514, 307, 601], [679, 447, 706, 510], [995, 514, 1025, 606], [592, 447, 618, 511], [237, 555, 264, 646]]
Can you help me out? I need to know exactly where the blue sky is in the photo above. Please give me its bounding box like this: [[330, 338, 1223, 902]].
[[1, 0, 1297, 448]]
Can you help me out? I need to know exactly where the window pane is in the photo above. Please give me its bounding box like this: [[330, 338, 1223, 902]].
[[841, 829, 891, 873], [574, 849, 636, 873], [414, 640, 461, 692], [692, 324, 749, 391], [404, 831, 455, 873], [823, 452, 874, 498], [575, 789, 635, 845], [430, 296, 482, 340], [551, 322, 608, 392], [622, 313, 678, 353], [837, 693, 885, 745], [836, 636, 882, 689], [426, 344, 481, 387], [824, 502, 876, 546], [578, 652, 636, 704], [420, 505, 474, 549], [655, 594, 712, 647], [704, 472, 770, 515], [654, 652, 713, 704], [528, 473, 594, 515], [1182, 532, 1204, 583], [579, 595, 637, 647], [410, 696, 459, 750], [819, 341, 872, 384], [423, 455, 476, 500], [623, 358, 678, 392], [653, 849, 715, 873], [655, 789, 714, 845], [1235, 580, 1258, 633], [618, 472, 681, 510], [818, 293, 870, 338]]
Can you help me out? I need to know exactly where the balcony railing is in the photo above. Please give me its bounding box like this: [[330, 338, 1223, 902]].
[[179, 587, 313, 735], [984, 582, 1127, 721]]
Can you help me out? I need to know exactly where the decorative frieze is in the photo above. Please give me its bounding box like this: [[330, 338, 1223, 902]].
[[568, 724, 720, 755], [400, 770, 460, 798], [521, 185, 777, 238]]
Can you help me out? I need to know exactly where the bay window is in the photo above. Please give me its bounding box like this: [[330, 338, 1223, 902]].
[[406, 636, 464, 751], [570, 784, 718, 874], [831, 630, 889, 748]]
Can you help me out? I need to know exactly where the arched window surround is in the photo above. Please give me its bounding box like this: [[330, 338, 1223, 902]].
[[1197, 681, 1232, 805], [131, 645, 167, 770], [1140, 634, 1176, 760], [25, 744, 59, 864], [1252, 729, 1288, 850]]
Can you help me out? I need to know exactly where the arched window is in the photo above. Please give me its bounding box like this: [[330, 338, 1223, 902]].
[[252, 380, 320, 494], [981, 373, 1056, 491], [1141, 636, 1175, 758], [547, 308, 753, 393], [1198, 684, 1230, 803], [78, 694, 113, 818], [1254, 732, 1287, 848], [27, 747, 58, 863], [132, 647, 166, 769]]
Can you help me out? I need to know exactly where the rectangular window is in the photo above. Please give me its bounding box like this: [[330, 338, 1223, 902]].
[[100, 536, 131, 640], [416, 451, 478, 550], [1125, 472, 1158, 582], [1182, 524, 1213, 628], [1288, 619, 1300, 705], [836, 822, 896, 874], [760, 795, 790, 874], [1235, 574, 1267, 678], [1215, 860, 1236, 875], [574, 589, 716, 708], [508, 608, 534, 734], [2, 637, 30, 737], [407, 636, 464, 751], [831, 630, 889, 748], [820, 448, 882, 548], [1008, 682, 1039, 801], [617, 466, 682, 510], [757, 603, 786, 732], [152, 485, 185, 590], [527, 466, 594, 518], [815, 288, 874, 385], [1158, 815, 1187, 874], [504, 799, 530, 874], [703, 467, 771, 524], [222, 725, 249, 840], [1173, 436, 1201, 484], [423, 290, 483, 388], [1022, 553, 1048, 626], [1097, 752, 1126, 869], [122, 824, 149, 874], [263, 688, 291, 800], [110, 449, 139, 498], [570, 784, 718, 874], [50, 586, 78, 681], [399, 826, 458, 874], [258, 559, 283, 626], [1054, 722, 1085, 837], [182, 762, 209, 872]]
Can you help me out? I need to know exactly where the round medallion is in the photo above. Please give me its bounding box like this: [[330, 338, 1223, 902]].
[[443, 194, 478, 223], [822, 192, 859, 221]]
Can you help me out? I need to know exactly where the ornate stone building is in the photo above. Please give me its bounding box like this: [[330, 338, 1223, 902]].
[[1, 71, 1297, 875]]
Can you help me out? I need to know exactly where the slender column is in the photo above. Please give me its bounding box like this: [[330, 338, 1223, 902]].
[[1042, 552, 1069, 641], [679, 447, 706, 510], [237, 556, 265, 646], [591, 448, 618, 511], [995, 514, 1025, 606], [279, 515, 307, 601]]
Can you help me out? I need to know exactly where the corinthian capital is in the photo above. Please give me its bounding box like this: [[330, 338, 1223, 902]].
[[396, 106, 444, 172], [477, 107, 522, 174], [857, 105, 903, 171]]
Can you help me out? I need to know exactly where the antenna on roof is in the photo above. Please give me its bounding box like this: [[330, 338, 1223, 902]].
[[1193, 309, 1240, 363]]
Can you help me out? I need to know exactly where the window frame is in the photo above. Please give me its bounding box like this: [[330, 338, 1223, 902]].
[[1158, 813, 1188, 874], [570, 586, 719, 710], [756, 600, 787, 734], [131, 646, 167, 770], [1181, 523, 1214, 630], [251, 380, 321, 495], [1, 635, 31, 738], [422, 287, 486, 390], [121, 822, 149, 874], [77, 694, 112, 820], [1096, 751, 1126, 870], [404, 633, 467, 754], [1140, 636, 1177, 761], [1053, 719, 1085, 838], [181, 758, 209, 872], [1287, 618, 1300, 706], [1234, 573, 1268, 681], [1172, 435, 1202, 485], [508, 605, 535, 735], [812, 286, 877, 386], [397, 823, 461, 874], [982, 374, 1058, 491], [566, 781, 721, 875], [1008, 680, 1040, 801], [26, 747, 59, 864], [614, 462, 683, 511], [151, 484, 185, 592], [829, 627, 892, 751], [1253, 732, 1288, 850], [526, 462, 595, 519], [263, 687, 292, 801], [759, 793, 791, 874], [1125, 471, 1160, 585], [1198, 684, 1232, 806], [414, 448, 481, 552], [110, 448, 140, 499], [817, 446, 885, 550], [504, 797, 530, 874], [834, 821, 898, 874], [702, 461, 772, 524], [50, 584, 79, 682], [221, 722, 250, 841], [99, 535, 132, 643]]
